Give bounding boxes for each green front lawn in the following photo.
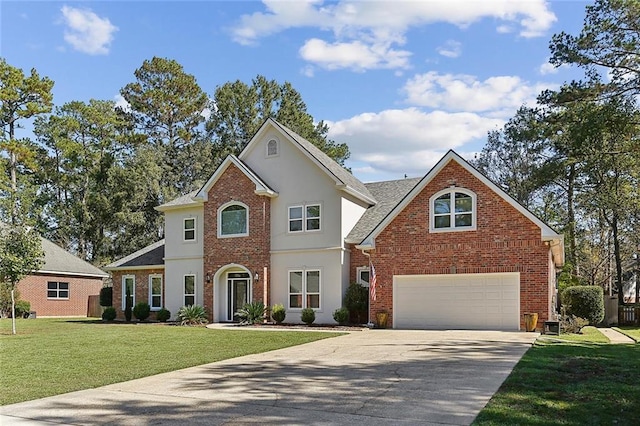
[614,326,640,342]
[0,318,341,406]
[474,326,640,425]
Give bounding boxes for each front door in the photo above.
[227,272,250,321]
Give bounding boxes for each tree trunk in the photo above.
[11,287,16,335]
[567,163,578,275]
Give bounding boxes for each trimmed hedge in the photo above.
[561,285,605,325]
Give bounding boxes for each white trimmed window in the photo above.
[430,188,476,232]
[149,275,162,310]
[184,275,195,306]
[356,267,370,287]
[288,269,321,310]
[288,204,321,233]
[184,218,196,241]
[266,138,279,157]
[47,281,69,299]
[122,275,135,310]
[218,202,248,237]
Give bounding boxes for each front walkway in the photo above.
[598,327,636,344]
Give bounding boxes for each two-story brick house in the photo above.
[106,118,564,330]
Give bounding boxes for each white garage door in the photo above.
[393,273,520,330]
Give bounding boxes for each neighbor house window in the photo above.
[356,267,370,287]
[218,202,248,237]
[149,275,162,310]
[266,138,279,157]
[430,188,476,232]
[184,218,196,241]
[288,269,321,309]
[184,275,195,306]
[47,281,69,299]
[288,204,321,233]
[122,275,135,310]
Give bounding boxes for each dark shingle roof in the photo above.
[346,177,422,243]
[0,222,107,277]
[104,239,165,269]
[39,237,108,277]
[271,120,376,205]
[156,190,199,209]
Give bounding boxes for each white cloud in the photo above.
[232,0,556,71]
[113,94,130,112]
[328,108,503,175]
[299,38,411,71]
[61,6,118,55]
[436,40,461,58]
[539,58,571,75]
[402,71,552,113]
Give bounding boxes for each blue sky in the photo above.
[2,1,589,182]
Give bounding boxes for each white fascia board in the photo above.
[37,270,109,278]
[194,155,276,202]
[155,200,203,212]
[338,184,377,206]
[103,265,165,272]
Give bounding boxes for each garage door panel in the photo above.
[393,273,520,330]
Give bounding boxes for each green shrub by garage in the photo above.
[561,285,605,325]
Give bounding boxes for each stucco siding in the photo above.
[165,258,204,320]
[164,206,204,260]
[270,248,345,324]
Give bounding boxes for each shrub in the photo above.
[102,306,117,321]
[271,303,286,324]
[344,283,369,323]
[560,313,589,334]
[99,286,113,307]
[333,307,349,325]
[236,301,266,325]
[176,305,208,326]
[561,285,605,325]
[0,283,22,318]
[301,307,315,325]
[156,308,171,322]
[133,302,151,321]
[15,300,31,318]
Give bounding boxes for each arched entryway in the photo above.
[213,264,253,322]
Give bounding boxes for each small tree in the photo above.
[0,225,44,334]
[561,286,605,325]
[99,286,113,307]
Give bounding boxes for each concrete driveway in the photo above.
[1,329,537,426]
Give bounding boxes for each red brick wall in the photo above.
[368,160,553,329]
[203,164,271,322]
[17,274,104,317]
[349,245,370,284]
[111,268,165,320]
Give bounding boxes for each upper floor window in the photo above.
[266,138,279,157]
[218,202,248,237]
[47,281,69,299]
[184,218,196,241]
[288,204,321,233]
[430,188,476,232]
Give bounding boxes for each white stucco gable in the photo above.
[239,118,376,206]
